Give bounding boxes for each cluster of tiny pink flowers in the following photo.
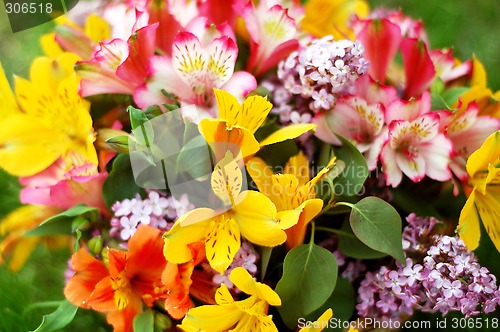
[109,191,194,241]
[204,242,259,292]
[357,214,500,321]
[268,36,368,125]
[320,237,367,282]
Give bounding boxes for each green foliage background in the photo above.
[0,0,499,331]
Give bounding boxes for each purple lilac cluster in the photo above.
[109,191,194,241]
[204,242,259,292]
[320,237,367,282]
[357,214,500,321]
[265,36,368,125]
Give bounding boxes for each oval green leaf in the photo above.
[31,300,78,332]
[133,308,155,332]
[331,135,369,198]
[24,205,99,237]
[338,221,388,259]
[275,242,338,329]
[349,197,405,262]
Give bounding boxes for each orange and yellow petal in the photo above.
[64,247,109,308]
[199,119,261,159]
[284,198,324,250]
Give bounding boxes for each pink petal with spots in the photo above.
[205,36,238,87]
[172,32,208,90]
[134,56,190,110]
[395,147,426,182]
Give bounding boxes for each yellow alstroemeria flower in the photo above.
[301,0,369,39]
[0,205,62,271]
[457,130,500,251]
[178,267,281,332]
[164,151,299,273]
[199,89,316,161]
[0,53,97,177]
[247,152,336,250]
[455,55,500,118]
[299,308,333,332]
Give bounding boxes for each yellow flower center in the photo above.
[111,271,132,310]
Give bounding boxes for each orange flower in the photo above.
[64,225,167,332]
[162,242,217,319]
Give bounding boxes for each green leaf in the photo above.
[338,221,388,259]
[348,197,405,262]
[24,205,99,237]
[144,105,163,119]
[430,87,470,110]
[106,135,130,153]
[331,135,369,198]
[306,277,355,332]
[442,87,470,107]
[31,300,78,332]
[133,308,155,332]
[129,106,155,147]
[103,154,144,208]
[176,136,213,180]
[0,168,21,219]
[128,106,149,130]
[275,242,338,329]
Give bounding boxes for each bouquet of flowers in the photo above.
[1,0,500,331]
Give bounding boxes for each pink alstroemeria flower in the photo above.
[385,91,432,124]
[19,157,108,216]
[430,49,472,83]
[238,1,299,77]
[76,23,158,97]
[438,102,500,181]
[134,18,256,118]
[356,18,402,84]
[381,113,453,187]
[314,96,387,170]
[401,38,436,99]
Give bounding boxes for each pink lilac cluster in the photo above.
[204,242,259,292]
[109,191,194,241]
[267,36,368,125]
[357,214,500,321]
